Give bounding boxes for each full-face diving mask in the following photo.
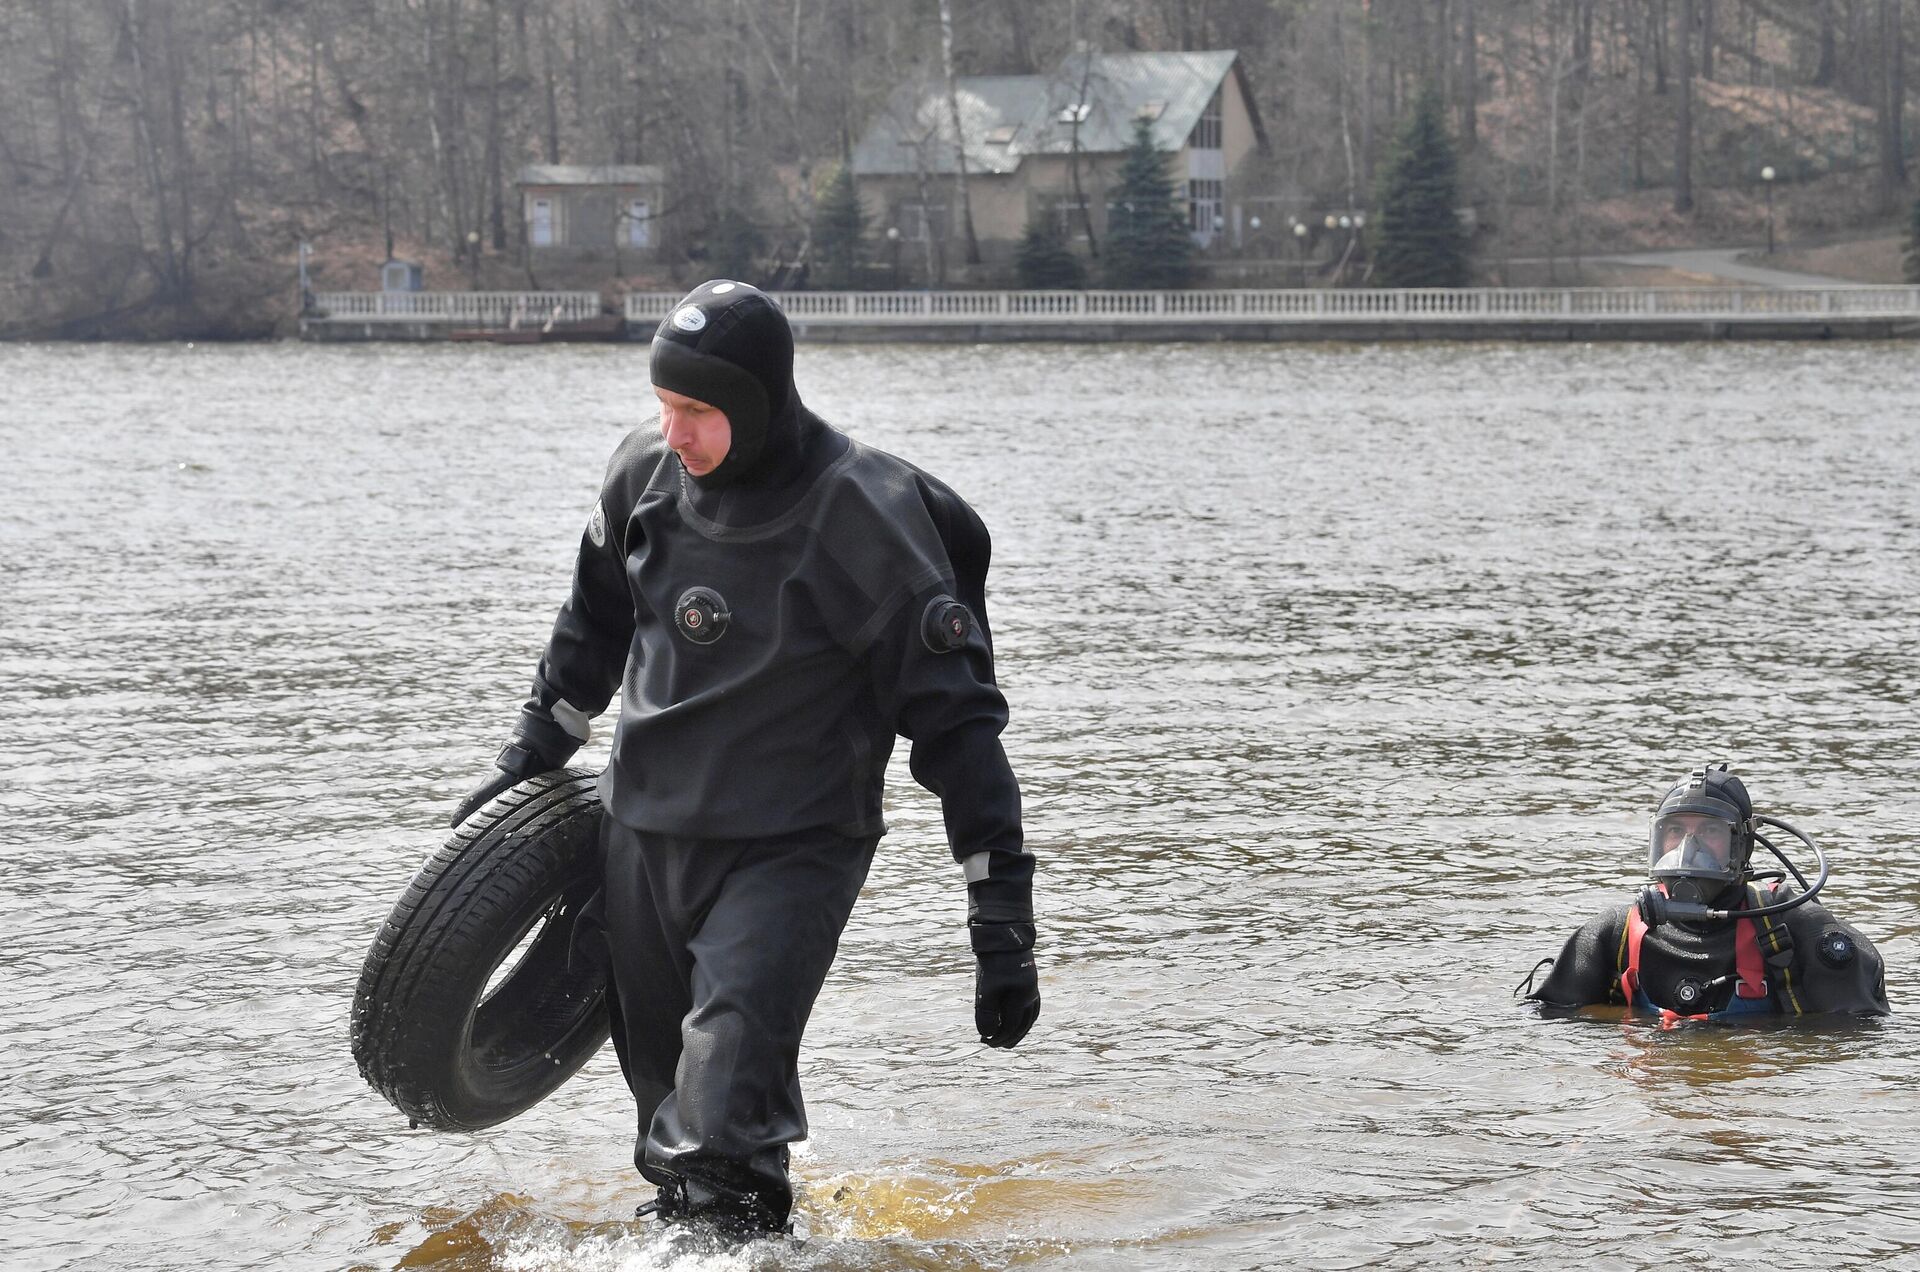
[1634,764,1831,928]
[1647,785,1750,906]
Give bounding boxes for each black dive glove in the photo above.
[450,740,561,828]
[969,878,1039,1049]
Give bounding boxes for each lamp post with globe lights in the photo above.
[1761,166,1777,255]
[1293,220,1308,287]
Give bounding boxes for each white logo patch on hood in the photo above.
[670,305,708,333]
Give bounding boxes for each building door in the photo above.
[626,199,652,249]
[530,197,555,247]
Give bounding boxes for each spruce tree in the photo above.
[1905,197,1920,284]
[1373,89,1471,288]
[815,165,866,289]
[1016,214,1086,289]
[1102,116,1195,289]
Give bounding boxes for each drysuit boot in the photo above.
[599,816,876,1232]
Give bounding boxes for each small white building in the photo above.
[516,165,665,259]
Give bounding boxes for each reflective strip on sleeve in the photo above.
[960,852,992,884]
[551,699,592,742]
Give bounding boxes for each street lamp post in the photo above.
[1293,220,1308,288]
[1761,165,1777,255]
[465,230,481,290]
[886,225,901,289]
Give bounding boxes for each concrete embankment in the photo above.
[775,317,1920,342]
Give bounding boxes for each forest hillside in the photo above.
[0,0,1912,338]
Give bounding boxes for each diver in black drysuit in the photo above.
[1527,766,1887,1020]
[452,280,1040,1236]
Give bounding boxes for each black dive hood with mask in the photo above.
[648,280,796,489]
[1636,763,1829,928]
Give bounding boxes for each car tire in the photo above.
[351,769,610,1131]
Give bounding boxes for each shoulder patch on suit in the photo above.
[587,500,608,548]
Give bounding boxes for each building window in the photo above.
[896,201,949,242]
[624,199,651,248]
[530,197,556,247]
[1187,178,1224,235]
[1187,87,1222,151]
[1045,195,1092,240]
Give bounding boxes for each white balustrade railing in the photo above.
[308,291,602,326]
[304,286,1920,329]
[625,286,1920,326]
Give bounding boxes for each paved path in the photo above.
[1593,247,1859,288]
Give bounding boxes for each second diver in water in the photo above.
[1526,763,1888,1021]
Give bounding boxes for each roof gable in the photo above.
[1024,50,1238,157]
[850,49,1242,178]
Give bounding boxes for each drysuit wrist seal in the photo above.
[495,740,554,779]
[966,877,1033,928]
[968,921,1035,955]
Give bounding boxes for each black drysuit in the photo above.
[1528,889,1889,1018]
[507,282,1033,1227]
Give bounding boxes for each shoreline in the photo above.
[293,316,1920,343]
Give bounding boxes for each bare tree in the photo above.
[1876,0,1907,211]
[1064,42,1101,257]
[1674,0,1695,212]
[1461,0,1478,149]
[937,0,981,265]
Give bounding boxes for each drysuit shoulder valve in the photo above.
[921,596,972,653]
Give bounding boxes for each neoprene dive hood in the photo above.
[1636,763,1830,928]
[649,280,797,489]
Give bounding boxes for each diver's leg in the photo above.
[600,820,698,1174]
[643,830,877,1233]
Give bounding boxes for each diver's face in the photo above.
[656,387,733,476]
[1657,813,1733,869]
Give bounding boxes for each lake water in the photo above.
[2,338,1917,1272]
